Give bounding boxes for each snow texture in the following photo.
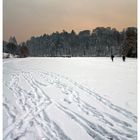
[3,53,18,59]
[3,57,137,140]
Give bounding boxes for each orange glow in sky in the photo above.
[3,0,137,43]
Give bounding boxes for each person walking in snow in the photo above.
[122,55,126,62]
[111,55,114,62]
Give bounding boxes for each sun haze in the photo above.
[3,0,137,43]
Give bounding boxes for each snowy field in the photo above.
[3,57,137,140]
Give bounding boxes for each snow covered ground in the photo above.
[3,53,19,59]
[3,57,137,140]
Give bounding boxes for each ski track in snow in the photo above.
[3,71,137,140]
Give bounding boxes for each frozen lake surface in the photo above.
[3,57,137,140]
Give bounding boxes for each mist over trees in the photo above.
[3,27,137,57]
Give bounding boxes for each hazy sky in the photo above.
[3,0,137,43]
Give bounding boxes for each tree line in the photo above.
[3,27,137,57]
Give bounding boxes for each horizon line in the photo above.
[4,26,137,44]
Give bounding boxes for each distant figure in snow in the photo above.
[111,55,114,62]
[122,55,126,62]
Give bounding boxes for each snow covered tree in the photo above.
[5,42,18,55]
[122,27,137,57]
[20,43,29,58]
[9,36,17,46]
[22,27,137,57]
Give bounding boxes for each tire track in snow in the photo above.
[39,72,136,121]
[4,72,71,140]
[4,71,137,140]
[57,103,136,140]
[38,72,137,139]
[41,72,137,123]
